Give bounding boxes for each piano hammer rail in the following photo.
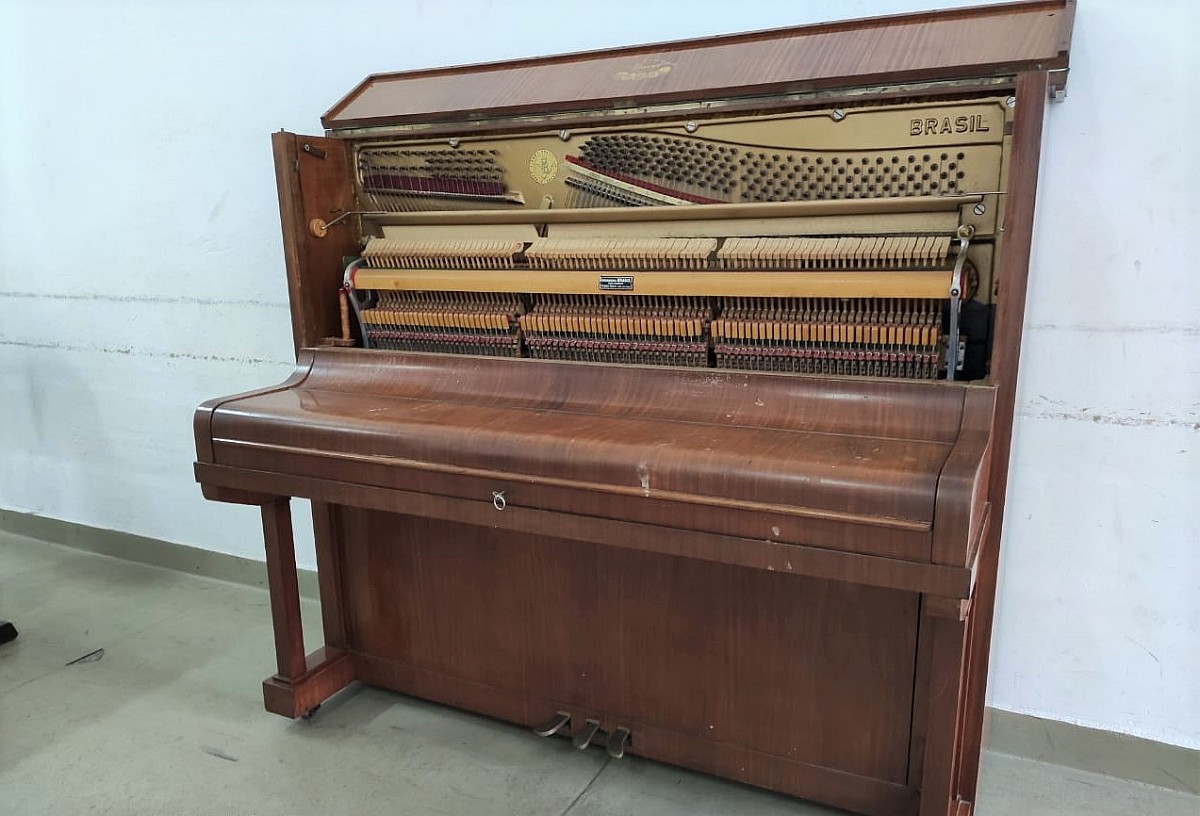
[349,219,972,377]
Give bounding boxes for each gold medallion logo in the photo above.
[529,149,558,184]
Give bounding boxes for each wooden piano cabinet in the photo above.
[195,439,992,816]
[192,5,1074,815]
[320,508,931,816]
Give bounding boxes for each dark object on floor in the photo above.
[0,620,17,645]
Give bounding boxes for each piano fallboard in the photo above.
[195,348,993,583]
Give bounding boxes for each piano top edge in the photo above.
[322,2,1072,132]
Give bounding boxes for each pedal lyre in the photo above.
[533,711,571,737]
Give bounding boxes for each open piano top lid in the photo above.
[322,0,1074,133]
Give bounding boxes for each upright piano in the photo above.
[193,4,1075,814]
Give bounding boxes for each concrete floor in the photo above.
[0,531,1195,816]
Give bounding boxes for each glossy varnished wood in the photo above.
[193,461,976,598]
[310,501,349,650]
[341,511,922,815]
[272,134,357,350]
[261,498,305,679]
[193,8,1074,815]
[197,349,994,564]
[955,69,1053,805]
[193,350,315,464]
[324,1,1073,131]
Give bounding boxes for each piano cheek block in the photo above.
[196,6,1070,814]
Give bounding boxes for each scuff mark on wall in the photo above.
[1017,408,1198,430]
[0,338,289,368]
[0,291,288,310]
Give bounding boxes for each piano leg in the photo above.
[919,596,972,816]
[258,497,355,718]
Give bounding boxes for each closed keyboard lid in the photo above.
[203,350,973,532]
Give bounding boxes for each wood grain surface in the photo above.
[192,5,1076,814]
[341,511,922,813]
[198,349,994,565]
[324,1,1073,130]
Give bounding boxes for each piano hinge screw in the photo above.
[972,202,987,216]
[831,108,846,121]
[559,129,571,141]
[1005,96,1017,109]
[684,120,699,133]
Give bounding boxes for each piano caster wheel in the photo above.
[606,726,631,759]
[572,718,601,750]
[533,711,571,737]
[301,704,321,720]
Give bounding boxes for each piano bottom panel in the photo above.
[337,508,921,798]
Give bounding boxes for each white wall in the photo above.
[1,0,1196,749]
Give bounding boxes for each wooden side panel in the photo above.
[931,386,997,566]
[271,133,357,351]
[955,70,1051,803]
[338,510,919,789]
[917,606,970,816]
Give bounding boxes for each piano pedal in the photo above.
[533,710,571,737]
[606,726,631,759]
[572,718,601,750]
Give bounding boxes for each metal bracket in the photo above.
[945,226,974,381]
[1048,69,1069,104]
[342,258,372,349]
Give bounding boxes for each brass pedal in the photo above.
[572,718,601,750]
[533,711,571,737]
[606,726,631,759]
